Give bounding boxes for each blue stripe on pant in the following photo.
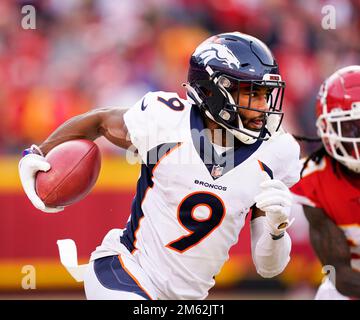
[93,255,151,300]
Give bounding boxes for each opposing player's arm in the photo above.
[304,205,360,298]
[39,107,132,155]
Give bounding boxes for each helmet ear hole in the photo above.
[199,86,212,97]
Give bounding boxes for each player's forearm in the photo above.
[38,111,102,155]
[334,266,360,298]
[250,216,291,278]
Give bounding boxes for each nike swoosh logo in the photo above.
[141,98,147,111]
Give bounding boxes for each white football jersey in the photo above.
[90,91,301,300]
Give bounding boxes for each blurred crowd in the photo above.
[0,0,359,155]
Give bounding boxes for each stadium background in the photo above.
[0,0,359,299]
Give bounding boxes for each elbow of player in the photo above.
[254,253,291,278]
[256,269,276,278]
[253,240,292,278]
[254,256,290,278]
[255,265,285,278]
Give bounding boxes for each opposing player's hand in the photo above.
[19,153,64,213]
[254,172,293,235]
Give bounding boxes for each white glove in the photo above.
[254,172,294,236]
[19,153,64,213]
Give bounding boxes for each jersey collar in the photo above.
[190,105,263,179]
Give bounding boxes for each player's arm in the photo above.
[250,174,293,278]
[39,107,131,155]
[304,205,360,298]
[19,107,131,213]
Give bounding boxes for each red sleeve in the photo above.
[290,172,322,208]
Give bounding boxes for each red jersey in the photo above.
[291,155,360,271]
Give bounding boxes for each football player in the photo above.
[19,32,301,300]
[291,66,360,299]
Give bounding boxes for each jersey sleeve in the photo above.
[123,91,186,163]
[275,133,302,188]
[290,159,323,208]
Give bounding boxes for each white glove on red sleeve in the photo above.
[254,172,294,237]
[19,152,64,213]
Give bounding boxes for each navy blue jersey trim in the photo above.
[147,142,180,169]
[190,105,263,179]
[140,97,147,111]
[120,142,181,253]
[93,255,151,299]
[120,164,153,253]
[258,160,274,179]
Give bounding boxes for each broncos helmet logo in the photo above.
[193,43,241,70]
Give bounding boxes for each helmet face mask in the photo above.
[316,66,360,173]
[317,106,360,173]
[186,32,286,145]
[190,71,285,142]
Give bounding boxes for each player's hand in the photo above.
[254,173,294,236]
[19,153,64,213]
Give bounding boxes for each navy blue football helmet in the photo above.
[185,32,285,144]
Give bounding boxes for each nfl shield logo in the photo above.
[211,165,223,179]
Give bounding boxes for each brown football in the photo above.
[35,139,101,207]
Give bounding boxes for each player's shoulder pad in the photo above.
[141,91,189,112]
[137,91,190,128]
[270,131,301,162]
[266,132,302,187]
[300,156,327,178]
